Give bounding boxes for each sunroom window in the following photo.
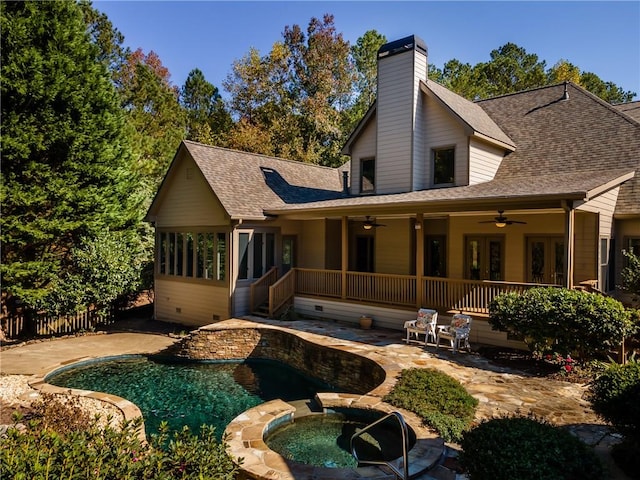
[158,231,226,281]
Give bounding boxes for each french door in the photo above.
[465,236,504,281]
[527,237,564,285]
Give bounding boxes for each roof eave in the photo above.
[584,170,636,200]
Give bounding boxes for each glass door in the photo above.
[282,235,296,274]
[466,236,504,281]
[527,236,564,284]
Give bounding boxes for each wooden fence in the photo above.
[1,307,116,339]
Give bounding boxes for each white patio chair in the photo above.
[404,308,438,346]
[436,314,472,353]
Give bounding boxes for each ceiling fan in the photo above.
[479,210,527,228]
[363,216,386,230]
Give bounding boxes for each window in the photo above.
[237,230,277,281]
[433,147,455,185]
[360,157,375,193]
[626,237,640,257]
[158,231,227,282]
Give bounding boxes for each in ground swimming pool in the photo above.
[46,355,344,437]
[265,408,417,468]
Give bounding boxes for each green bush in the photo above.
[383,368,478,442]
[459,416,603,480]
[590,357,640,440]
[489,287,634,360]
[0,395,239,480]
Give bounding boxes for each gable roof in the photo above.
[614,101,640,122]
[179,141,346,220]
[478,82,640,215]
[421,80,516,150]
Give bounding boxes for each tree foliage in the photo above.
[345,30,387,131]
[181,68,231,144]
[116,48,186,186]
[437,42,635,103]
[1,0,144,315]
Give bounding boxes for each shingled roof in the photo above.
[421,80,515,149]
[265,168,634,215]
[478,83,640,215]
[182,141,346,220]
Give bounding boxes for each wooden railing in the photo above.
[269,269,296,317]
[295,268,342,298]
[250,267,278,313]
[422,276,550,314]
[346,272,416,308]
[283,268,549,315]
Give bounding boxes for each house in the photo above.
[145,35,640,348]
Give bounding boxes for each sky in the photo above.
[94,1,640,100]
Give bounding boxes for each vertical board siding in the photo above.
[468,139,505,184]
[155,152,229,228]
[299,220,326,269]
[375,219,412,274]
[155,279,229,325]
[574,212,598,283]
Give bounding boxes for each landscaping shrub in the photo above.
[0,394,239,480]
[489,287,634,360]
[383,368,478,442]
[459,416,603,480]
[590,357,640,440]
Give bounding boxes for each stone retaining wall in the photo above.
[168,327,386,393]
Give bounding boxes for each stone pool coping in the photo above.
[224,393,444,480]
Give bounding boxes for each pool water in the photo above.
[265,409,415,468]
[47,356,341,437]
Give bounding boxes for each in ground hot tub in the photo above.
[224,393,444,480]
[265,407,417,468]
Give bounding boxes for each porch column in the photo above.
[341,216,348,299]
[415,213,424,308]
[564,203,575,289]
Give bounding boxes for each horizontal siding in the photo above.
[424,98,468,186]
[576,187,619,237]
[468,139,504,184]
[293,297,527,349]
[350,120,377,194]
[155,279,229,326]
[155,152,229,228]
[377,50,416,194]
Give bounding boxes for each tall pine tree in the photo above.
[1,1,144,315]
